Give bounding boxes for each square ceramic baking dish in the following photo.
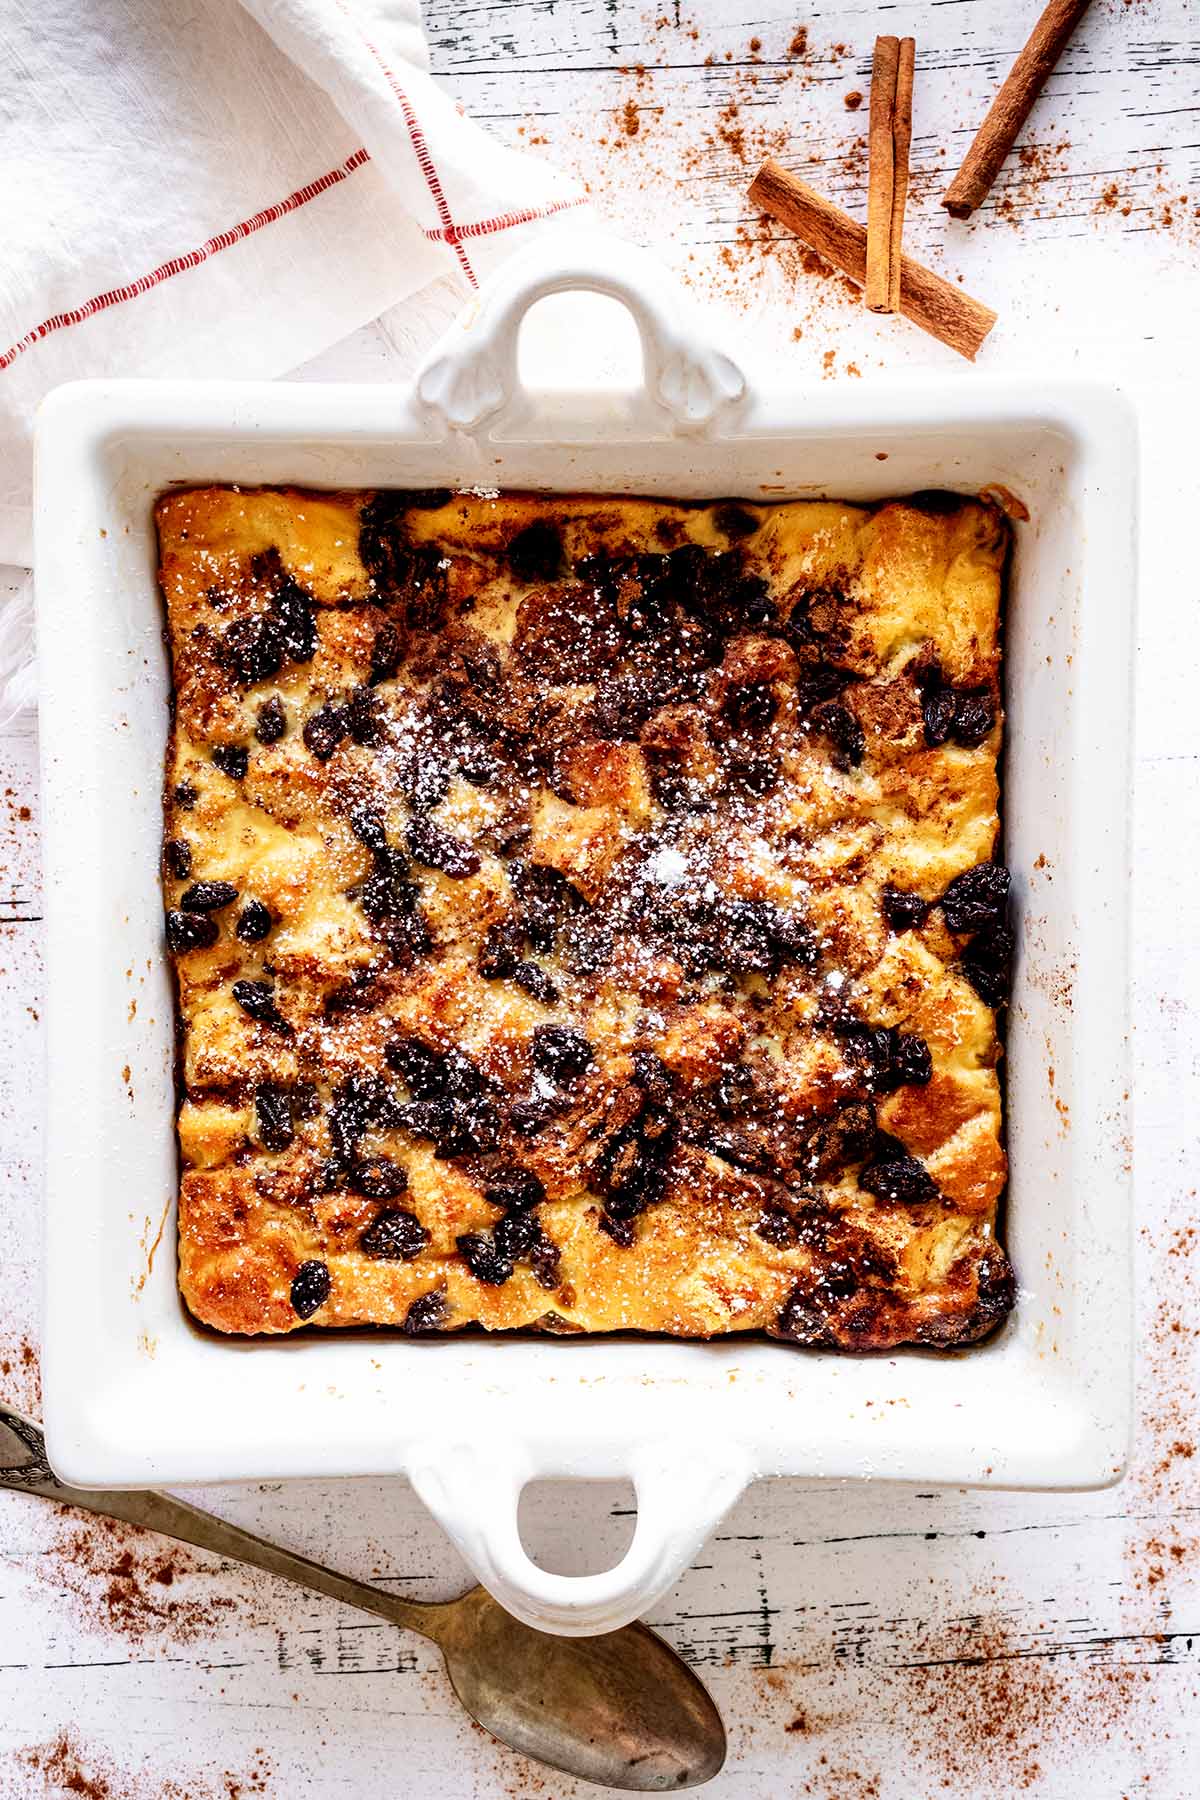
[34,234,1137,1637]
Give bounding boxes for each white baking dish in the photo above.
[34,235,1136,1638]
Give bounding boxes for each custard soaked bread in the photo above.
[157,485,1014,1344]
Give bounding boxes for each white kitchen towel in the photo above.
[0,0,588,578]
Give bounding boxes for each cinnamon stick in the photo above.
[749,158,996,361]
[866,37,899,312]
[942,0,1094,219]
[866,36,915,314]
[889,38,916,306]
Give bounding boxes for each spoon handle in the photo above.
[0,1406,448,1645]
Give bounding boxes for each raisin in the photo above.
[712,502,759,540]
[839,1021,932,1093]
[174,781,198,809]
[179,880,238,912]
[512,962,560,1005]
[961,925,1014,1006]
[951,691,995,746]
[775,1289,838,1346]
[892,1033,933,1087]
[255,696,286,744]
[401,1095,499,1158]
[211,745,249,780]
[599,1212,637,1248]
[972,1248,1017,1324]
[820,1258,860,1302]
[921,687,958,748]
[165,909,218,954]
[723,680,776,730]
[532,1024,594,1083]
[278,591,316,666]
[457,740,500,787]
[631,1050,674,1109]
[794,659,852,713]
[163,840,192,883]
[479,920,524,979]
[292,1083,320,1121]
[882,884,930,933]
[510,1096,563,1136]
[398,753,450,811]
[457,1231,513,1285]
[349,804,389,854]
[837,1021,893,1086]
[707,1130,773,1174]
[303,704,349,762]
[358,868,421,924]
[369,619,404,686]
[941,862,1010,934]
[769,908,817,968]
[406,817,480,878]
[508,520,565,585]
[812,701,865,771]
[494,1211,539,1261]
[483,1165,546,1211]
[859,1152,939,1206]
[290,1260,331,1320]
[529,1233,562,1290]
[220,614,284,687]
[351,1156,409,1200]
[403,1287,450,1333]
[755,1205,800,1247]
[726,751,781,796]
[255,1083,295,1152]
[346,684,385,747]
[327,1071,399,1162]
[597,1131,670,1216]
[509,861,570,953]
[360,1206,428,1260]
[711,897,775,976]
[247,552,318,667]
[385,1036,448,1099]
[231,979,291,1032]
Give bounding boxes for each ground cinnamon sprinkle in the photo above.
[0,1334,41,1416]
[16,1734,271,1800]
[39,1512,238,1646]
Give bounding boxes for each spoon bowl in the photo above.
[439,1584,725,1789]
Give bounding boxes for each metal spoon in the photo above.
[0,1406,724,1791]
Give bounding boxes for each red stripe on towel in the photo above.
[422,195,587,244]
[335,1,477,288]
[0,149,372,375]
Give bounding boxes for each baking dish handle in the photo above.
[415,230,746,437]
[409,1439,752,1638]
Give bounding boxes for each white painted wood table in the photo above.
[1,3,1197,1795]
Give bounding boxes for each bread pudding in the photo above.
[157,484,1014,1344]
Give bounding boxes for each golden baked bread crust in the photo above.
[157,484,1014,1345]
